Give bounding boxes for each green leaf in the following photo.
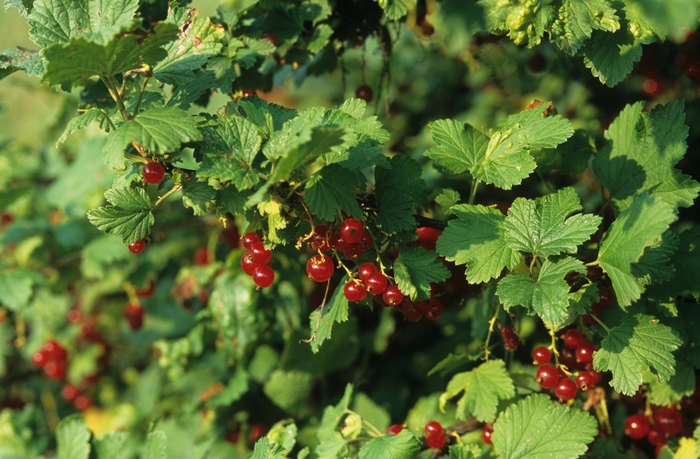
[592,101,698,210]
[43,22,179,87]
[626,0,700,42]
[250,438,286,459]
[377,0,414,20]
[0,47,43,80]
[181,179,216,216]
[425,120,490,175]
[497,257,585,326]
[263,370,315,413]
[435,189,461,215]
[332,140,391,172]
[93,432,127,459]
[587,438,626,459]
[57,109,111,145]
[317,384,353,441]
[592,314,682,396]
[393,247,450,301]
[531,129,595,175]
[491,394,597,459]
[267,420,298,455]
[439,360,515,422]
[198,114,262,191]
[209,272,260,360]
[167,71,217,109]
[375,191,416,234]
[375,155,428,209]
[447,444,483,459]
[268,127,345,183]
[554,0,620,55]
[647,226,700,301]
[504,187,602,258]
[87,187,154,244]
[215,186,247,216]
[645,357,696,406]
[631,230,678,287]
[437,205,520,284]
[596,192,676,307]
[104,107,202,156]
[309,279,350,353]
[153,5,224,84]
[208,368,249,407]
[582,29,642,87]
[357,430,421,459]
[56,415,91,459]
[353,393,391,433]
[304,164,363,222]
[0,270,35,312]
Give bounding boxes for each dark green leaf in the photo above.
[394,247,450,301]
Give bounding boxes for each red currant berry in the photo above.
[243,89,255,97]
[386,424,404,435]
[647,426,666,446]
[73,394,92,411]
[554,378,578,401]
[685,62,700,81]
[241,252,259,276]
[500,325,519,350]
[358,232,373,250]
[61,384,80,402]
[44,340,68,360]
[402,302,423,322]
[242,232,261,250]
[355,85,373,102]
[575,371,596,390]
[253,265,275,288]
[306,255,335,282]
[344,281,366,302]
[586,266,602,282]
[625,414,650,440]
[31,349,50,367]
[330,233,350,252]
[382,285,404,306]
[653,406,683,437]
[536,364,560,389]
[365,272,388,295]
[426,432,446,449]
[143,161,165,184]
[123,303,144,331]
[559,345,580,369]
[532,346,551,365]
[44,360,67,381]
[248,241,272,264]
[481,423,494,445]
[424,420,444,438]
[595,286,613,308]
[261,33,278,46]
[340,217,365,244]
[413,227,442,251]
[424,298,443,321]
[358,262,378,282]
[247,423,266,443]
[310,226,331,252]
[343,244,364,260]
[194,247,210,266]
[562,329,584,348]
[0,212,13,225]
[586,367,603,385]
[128,240,146,254]
[575,342,596,364]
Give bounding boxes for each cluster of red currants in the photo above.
[423,420,447,449]
[240,232,275,288]
[625,406,685,455]
[532,328,602,402]
[31,340,68,381]
[309,218,374,261]
[582,284,614,325]
[499,324,520,350]
[61,384,92,411]
[390,295,443,322]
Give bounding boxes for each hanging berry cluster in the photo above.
[31,340,68,381]
[240,232,275,289]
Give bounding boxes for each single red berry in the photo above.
[306,255,335,282]
[647,426,666,446]
[382,285,404,306]
[536,364,560,389]
[310,226,331,252]
[261,33,278,46]
[128,240,146,254]
[123,303,144,331]
[562,329,584,348]
[252,265,275,288]
[559,345,581,369]
[625,414,651,440]
[685,62,700,81]
[249,241,272,264]
[413,227,442,251]
[586,366,603,385]
[358,262,378,282]
[643,78,663,97]
[343,244,364,260]
[136,279,156,298]
[355,85,373,102]
[532,346,551,365]
[424,420,444,438]
[31,349,50,367]
[194,247,210,266]
[358,232,373,250]
[500,325,519,350]
[340,217,365,244]
[242,232,261,250]
[225,429,240,443]
[73,394,92,411]
[402,302,423,322]
[0,212,13,225]
[61,384,80,402]
[575,371,596,390]
[575,342,596,364]
[365,272,388,295]
[481,423,494,445]
[44,340,68,360]
[595,286,613,308]
[424,297,443,321]
[586,266,602,282]
[243,89,255,97]
[143,161,165,184]
[386,424,404,435]
[554,377,578,401]
[426,432,446,449]
[241,252,259,276]
[344,281,366,302]
[44,360,67,381]
[330,233,350,252]
[247,423,266,443]
[582,303,604,325]
[653,406,683,437]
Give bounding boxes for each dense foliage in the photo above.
[2,0,700,458]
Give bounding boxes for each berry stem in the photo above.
[132,76,151,118]
[123,282,141,307]
[483,303,501,362]
[588,310,611,334]
[302,279,333,344]
[155,184,183,207]
[468,179,480,205]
